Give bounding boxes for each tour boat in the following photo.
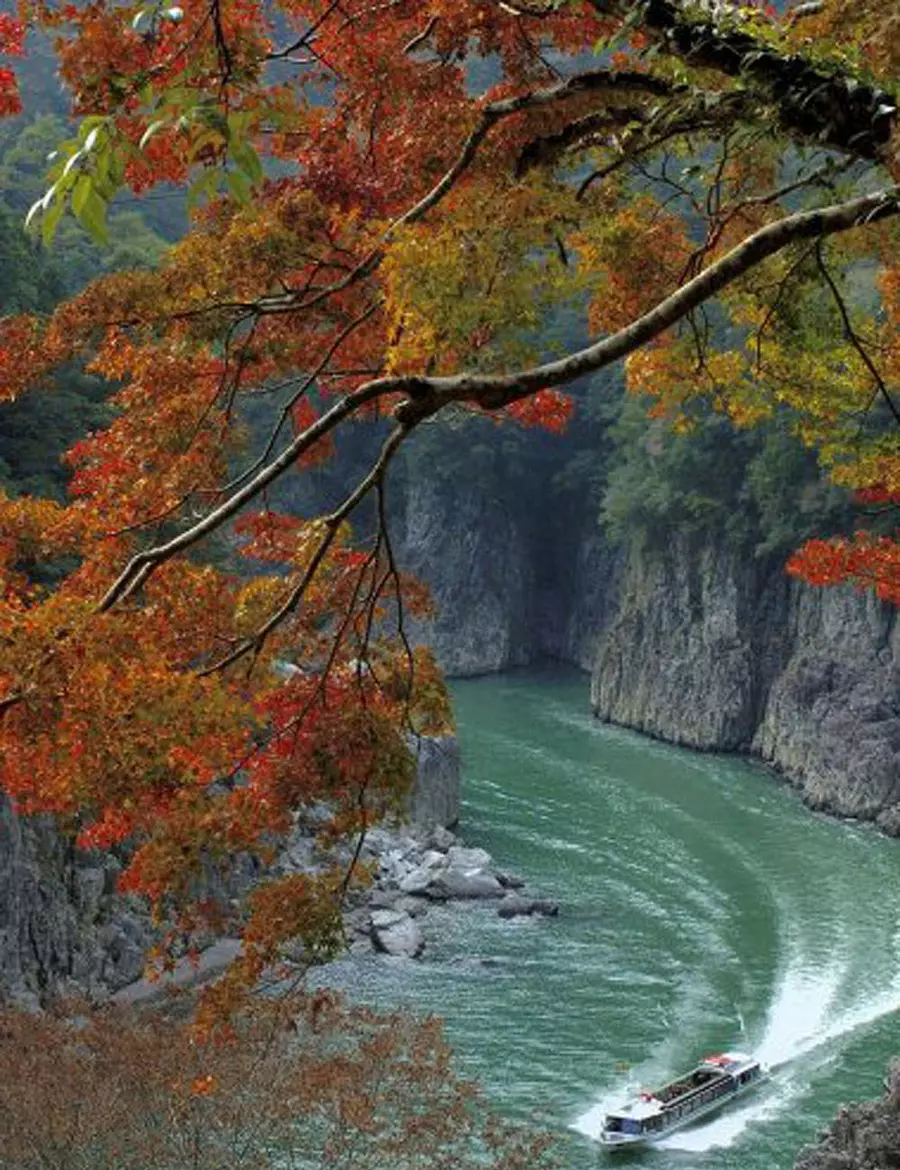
[599,1052,765,1149]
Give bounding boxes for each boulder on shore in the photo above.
[370,909,425,958]
[426,871,504,900]
[497,896,560,919]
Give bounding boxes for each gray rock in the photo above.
[794,1061,900,1170]
[426,871,503,900]
[426,825,457,852]
[369,890,400,910]
[0,794,156,1002]
[497,871,526,889]
[399,865,440,895]
[394,896,428,918]
[371,909,408,930]
[591,534,900,831]
[497,896,536,919]
[497,896,560,919]
[371,912,425,958]
[407,735,461,829]
[446,846,493,874]
[344,907,374,934]
[74,867,107,916]
[398,480,537,676]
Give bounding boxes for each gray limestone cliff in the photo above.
[408,734,461,828]
[398,479,537,675]
[590,535,900,832]
[398,475,900,831]
[0,795,152,1005]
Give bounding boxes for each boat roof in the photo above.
[606,1095,663,1121]
[699,1052,758,1073]
[604,1053,761,1121]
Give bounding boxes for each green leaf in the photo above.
[71,173,93,219]
[24,197,43,232]
[231,140,263,184]
[226,169,252,205]
[139,119,167,149]
[62,148,84,177]
[41,198,65,246]
[73,183,109,243]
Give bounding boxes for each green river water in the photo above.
[324,666,900,1168]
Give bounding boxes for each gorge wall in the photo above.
[400,483,900,833]
[0,739,460,1002]
[592,537,900,832]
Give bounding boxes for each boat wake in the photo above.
[572,957,900,1151]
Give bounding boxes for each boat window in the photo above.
[621,1119,643,1136]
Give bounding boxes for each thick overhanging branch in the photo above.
[391,185,900,423]
[587,0,897,163]
[516,89,756,175]
[99,187,900,616]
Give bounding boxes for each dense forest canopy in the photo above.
[1,0,900,1032]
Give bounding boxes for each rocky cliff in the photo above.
[591,535,900,832]
[794,1062,900,1170]
[400,478,900,831]
[398,479,538,675]
[0,737,461,1003]
[0,795,152,1006]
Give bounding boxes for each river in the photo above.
[322,666,900,1168]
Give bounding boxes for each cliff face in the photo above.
[0,796,152,1005]
[399,478,900,831]
[591,535,900,830]
[794,1062,900,1170]
[399,479,538,675]
[0,737,460,1003]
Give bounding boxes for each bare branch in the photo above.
[815,241,900,427]
[199,424,409,674]
[403,16,438,54]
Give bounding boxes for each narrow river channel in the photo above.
[322,666,900,1168]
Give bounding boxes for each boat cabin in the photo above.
[601,1053,764,1147]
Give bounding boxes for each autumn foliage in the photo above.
[0,993,559,1169]
[3,0,900,1017]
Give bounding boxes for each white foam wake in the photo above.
[756,960,844,1069]
[571,1076,642,1141]
[572,955,900,1152]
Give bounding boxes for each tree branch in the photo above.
[391,185,900,422]
[97,379,400,611]
[198,424,409,674]
[99,187,900,614]
[587,0,896,163]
